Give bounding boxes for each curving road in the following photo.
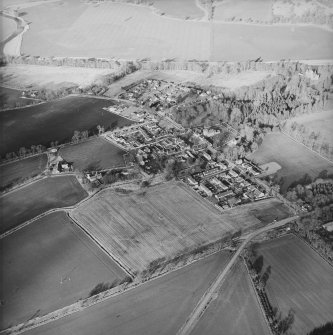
[176,215,298,335]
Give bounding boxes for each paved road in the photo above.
[176,215,298,335]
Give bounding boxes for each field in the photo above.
[19,1,333,61]
[0,64,117,90]
[0,96,133,157]
[0,14,17,42]
[59,137,126,171]
[0,175,87,234]
[211,22,333,61]
[0,211,126,329]
[24,251,231,335]
[0,86,37,109]
[192,260,269,335]
[214,0,273,22]
[0,154,47,191]
[152,0,205,20]
[257,235,333,335]
[286,108,333,144]
[72,181,290,273]
[250,133,333,192]
[225,198,292,225]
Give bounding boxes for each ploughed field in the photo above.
[59,137,126,172]
[257,235,333,335]
[24,251,231,335]
[250,133,333,192]
[20,1,333,61]
[192,260,269,335]
[0,175,87,234]
[0,211,127,330]
[0,154,47,191]
[72,181,290,273]
[0,96,133,157]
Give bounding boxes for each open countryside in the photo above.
[0,211,127,329]
[0,153,47,191]
[0,175,87,234]
[1,0,332,334]
[59,137,127,172]
[192,260,269,335]
[23,251,231,335]
[257,235,333,335]
[20,1,333,61]
[0,96,133,157]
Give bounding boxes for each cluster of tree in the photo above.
[3,55,140,70]
[89,276,132,297]
[307,321,333,335]
[244,244,296,334]
[271,0,333,30]
[101,169,139,184]
[1,144,46,163]
[283,121,332,160]
[71,130,89,143]
[286,175,333,212]
[294,215,333,263]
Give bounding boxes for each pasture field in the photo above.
[152,0,204,20]
[0,175,87,234]
[59,137,126,171]
[24,251,231,335]
[72,182,289,273]
[0,154,47,191]
[0,96,133,157]
[0,65,117,90]
[192,260,269,335]
[257,235,333,335]
[211,22,333,61]
[250,133,333,192]
[214,0,273,22]
[0,211,126,330]
[286,109,333,144]
[19,1,333,61]
[0,86,37,109]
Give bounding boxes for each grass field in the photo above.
[72,182,290,273]
[0,154,47,191]
[0,96,133,157]
[59,137,126,172]
[257,235,333,335]
[0,86,37,109]
[214,0,273,22]
[0,175,87,234]
[0,64,116,90]
[0,211,126,330]
[250,133,333,192]
[192,260,269,335]
[24,251,231,335]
